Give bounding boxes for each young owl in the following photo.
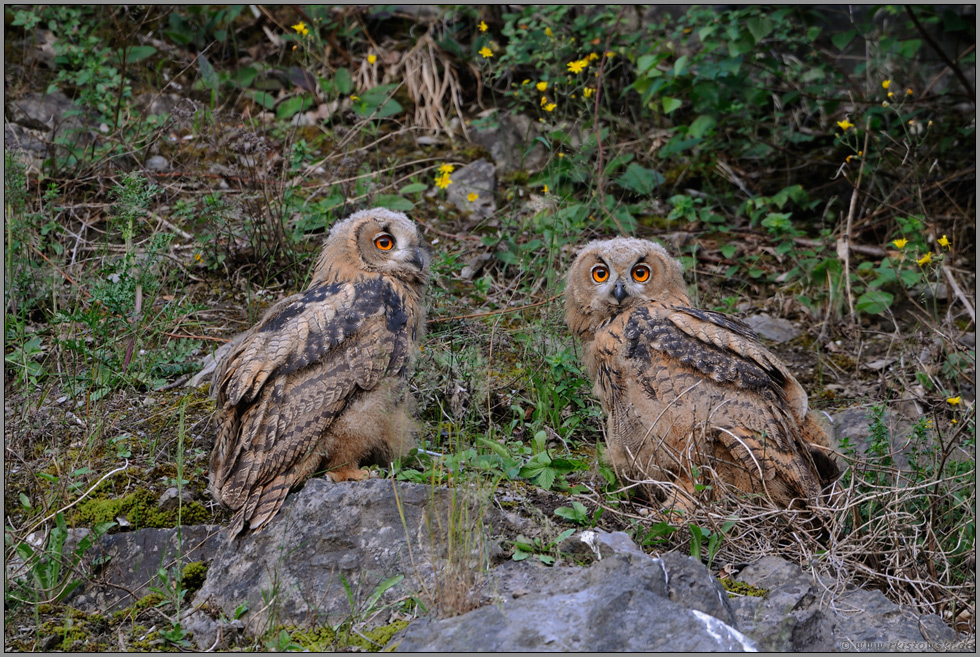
[565,237,838,511]
[209,208,430,536]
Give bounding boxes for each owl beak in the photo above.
[409,248,425,271]
[613,280,628,304]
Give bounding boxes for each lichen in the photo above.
[720,578,769,598]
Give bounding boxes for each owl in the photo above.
[209,208,430,536]
[565,237,838,511]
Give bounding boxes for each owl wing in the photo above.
[209,278,412,532]
[620,305,814,488]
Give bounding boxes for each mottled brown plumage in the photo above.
[565,237,838,510]
[209,209,429,536]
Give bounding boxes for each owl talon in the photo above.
[327,467,372,482]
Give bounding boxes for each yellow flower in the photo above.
[882,79,891,89]
[567,59,587,74]
[892,238,908,249]
[545,27,553,37]
[350,95,360,102]
[605,51,615,58]
[558,152,564,158]
[888,91,894,98]
[467,192,479,202]
[540,95,548,106]
[544,102,557,112]
[837,119,854,131]
[536,81,548,92]
[367,54,377,64]
[882,101,889,107]
[947,396,961,405]
[588,52,599,61]
[938,235,950,249]
[193,253,203,263]
[522,79,530,85]
[542,184,549,193]
[479,20,488,32]
[479,46,493,58]
[439,164,455,174]
[292,22,309,36]
[583,87,594,98]
[916,252,932,266]
[435,172,453,189]
[845,155,854,163]
[906,88,913,95]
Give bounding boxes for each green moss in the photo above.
[721,578,769,598]
[289,620,410,652]
[73,487,210,529]
[180,560,209,595]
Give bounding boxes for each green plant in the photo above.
[510,529,575,566]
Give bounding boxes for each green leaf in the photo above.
[746,17,773,44]
[334,68,352,95]
[371,194,414,212]
[616,163,665,196]
[687,114,716,139]
[720,244,736,259]
[196,53,219,92]
[117,46,157,65]
[275,96,310,120]
[230,66,258,88]
[856,290,894,315]
[831,29,856,51]
[662,96,683,114]
[673,54,689,76]
[398,182,429,195]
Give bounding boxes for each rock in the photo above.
[830,407,912,470]
[470,113,548,173]
[394,552,756,652]
[69,525,224,612]
[743,314,801,343]
[157,487,195,512]
[145,155,169,172]
[732,555,958,652]
[182,609,243,651]
[186,338,236,389]
[191,478,476,636]
[446,158,496,218]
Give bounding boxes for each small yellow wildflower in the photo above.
[467,192,479,202]
[916,252,932,266]
[837,119,854,131]
[882,79,891,89]
[536,81,548,92]
[845,155,854,163]
[368,54,377,64]
[567,59,587,74]
[952,419,958,424]
[193,253,203,263]
[892,238,908,249]
[888,91,894,98]
[588,52,600,61]
[938,235,950,249]
[522,79,530,85]
[350,95,360,102]
[558,152,565,158]
[947,396,961,405]
[906,88,913,95]
[583,87,594,98]
[605,51,615,58]
[540,95,548,106]
[545,27,553,37]
[439,164,455,174]
[435,172,453,189]
[858,150,863,156]
[292,22,309,36]
[544,102,557,112]
[292,45,297,51]
[542,184,549,193]
[479,20,488,32]
[882,101,889,107]
[479,46,493,58]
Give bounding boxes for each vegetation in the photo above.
[4,4,975,649]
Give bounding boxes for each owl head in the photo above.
[313,208,431,286]
[565,237,689,341]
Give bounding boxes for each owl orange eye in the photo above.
[374,234,394,251]
[632,264,651,283]
[591,265,609,283]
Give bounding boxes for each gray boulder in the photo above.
[446,158,497,218]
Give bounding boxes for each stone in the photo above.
[394,553,756,652]
[157,487,195,512]
[743,314,801,343]
[470,113,548,174]
[446,158,496,218]
[145,155,169,172]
